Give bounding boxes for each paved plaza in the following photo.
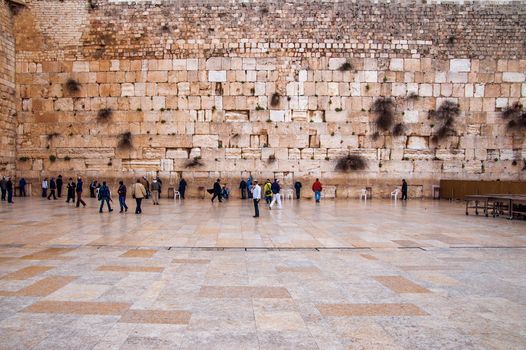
[0,197,525,349]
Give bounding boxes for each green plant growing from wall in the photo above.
[117,132,133,150]
[372,97,395,131]
[19,156,29,162]
[65,79,80,93]
[429,100,460,143]
[97,108,113,122]
[49,155,57,162]
[338,61,353,72]
[64,156,71,161]
[335,154,366,172]
[186,156,203,168]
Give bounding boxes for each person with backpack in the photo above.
[98,181,113,213]
[150,178,161,205]
[312,178,323,203]
[269,179,282,209]
[263,179,273,205]
[118,181,128,213]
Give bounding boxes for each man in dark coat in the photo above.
[89,181,97,198]
[76,177,86,207]
[6,177,14,204]
[19,178,26,197]
[239,178,247,199]
[0,176,6,201]
[56,175,63,197]
[47,177,57,200]
[178,178,187,199]
[98,181,113,213]
[294,181,302,200]
[66,178,76,203]
[211,179,222,202]
[401,179,408,200]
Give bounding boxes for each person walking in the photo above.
[150,178,160,205]
[401,179,408,200]
[247,175,253,199]
[211,179,222,202]
[6,177,13,204]
[47,177,57,200]
[117,181,128,213]
[76,176,86,207]
[41,178,48,198]
[294,181,302,200]
[263,179,272,205]
[239,178,247,199]
[56,175,63,198]
[252,180,261,218]
[66,178,76,203]
[269,179,282,209]
[131,179,146,214]
[0,176,6,201]
[178,178,187,199]
[312,178,322,203]
[19,177,26,197]
[98,181,113,213]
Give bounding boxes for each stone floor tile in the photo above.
[22,300,131,315]
[1,265,54,280]
[373,276,430,293]
[120,249,158,258]
[317,303,428,317]
[119,309,191,324]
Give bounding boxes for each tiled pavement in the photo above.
[0,197,525,349]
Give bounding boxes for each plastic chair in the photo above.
[360,188,368,201]
[285,189,294,200]
[174,191,181,201]
[391,188,400,200]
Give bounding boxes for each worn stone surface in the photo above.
[2,0,526,197]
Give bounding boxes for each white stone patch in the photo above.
[450,59,471,72]
[208,71,226,82]
[72,61,89,72]
[502,72,525,83]
[403,110,419,123]
[299,70,308,82]
[496,98,508,109]
[205,57,222,70]
[270,110,285,122]
[121,83,134,97]
[173,59,187,70]
[407,136,428,150]
[328,58,347,70]
[390,58,404,71]
[392,83,406,96]
[187,59,198,71]
[419,84,433,97]
[364,71,377,83]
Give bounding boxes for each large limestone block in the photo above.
[166,148,189,159]
[325,110,346,122]
[450,59,471,72]
[193,134,219,148]
[502,72,525,82]
[407,136,428,150]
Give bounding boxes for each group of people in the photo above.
[0,176,15,204]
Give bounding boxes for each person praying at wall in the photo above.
[118,181,128,213]
[18,177,26,197]
[401,179,408,200]
[47,177,57,200]
[66,178,76,203]
[178,178,187,199]
[41,177,48,198]
[6,177,13,204]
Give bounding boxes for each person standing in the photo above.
[118,181,128,213]
[150,178,160,205]
[98,181,113,213]
[269,179,282,209]
[66,178,76,203]
[294,181,302,200]
[263,179,272,205]
[312,178,322,203]
[239,178,247,199]
[155,175,162,200]
[0,176,6,201]
[401,179,408,200]
[41,178,48,198]
[89,180,97,198]
[76,177,86,207]
[131,179,146,214]
[178,178,187,199]
[252,180,261,218]
[19,177,26,197]
[211,179,222,202]
[6,177,13,204]
[247,175,253,199]
[56,175,63,198]
[47,177,57,200]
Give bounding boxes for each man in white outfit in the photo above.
[252,180,261,218]
[269,179,282,209]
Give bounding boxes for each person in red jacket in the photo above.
[312,178,322,203]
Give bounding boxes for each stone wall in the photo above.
[11,0,526,197]
[0,0,16,173]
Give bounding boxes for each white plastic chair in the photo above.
[174,191,181,201]
[391,188,400,201]
[285,189,294,200]
[360,188,368,202]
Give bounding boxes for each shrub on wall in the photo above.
[117,132,133,150]
[65,79,80,93]
[335,155,366,172]
[372,97,395,131]
[501,102,526,132]
[429,100,460,143]
[97,108,113,122]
